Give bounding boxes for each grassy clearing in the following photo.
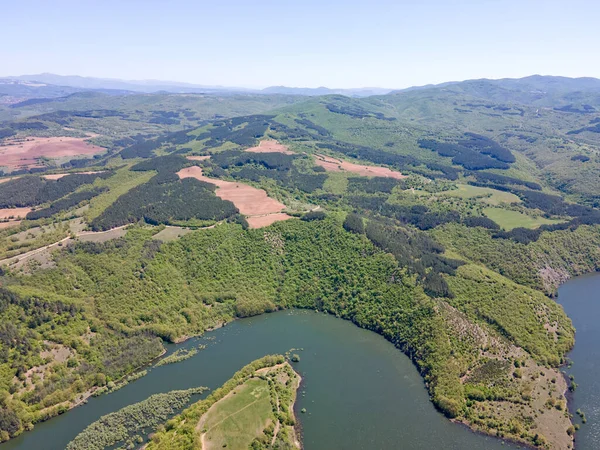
[439,184,521,205]
[153,225,194,242]
[483,207,564,230]
[147,356,300,450]
[201,378,272,450]
[323,171,349,194]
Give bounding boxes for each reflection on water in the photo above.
[557,272,600,450]
[2,310,514,450]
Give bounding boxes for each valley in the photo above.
[0,74,599,450]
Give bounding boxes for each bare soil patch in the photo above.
[314,154,406,179]
[177,166,286,216]
[246,213,292,229]
[0,177,20,184]
[186,155,211,161]
[245,140,294,155]
[0,207,32,219]
[0,137,105,171]
[42,171,105,180]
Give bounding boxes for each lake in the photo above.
[2,310,516,450]
[557,272,600,450]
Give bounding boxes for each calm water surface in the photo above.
[2,310,515,450]
[557,272,600,450]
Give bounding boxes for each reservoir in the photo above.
[557,272,600,450]
[3,310,515,449]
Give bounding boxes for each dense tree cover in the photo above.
[90,177,238,230]
[148,110,181,125]
[567,122,600,134]
[120,129,195,159]
[147,356,287,449]
[462,216,500,230]
[554,104,596,114]
[148,117,180,125]
[326,102,396,121]
[211,150,296,170]
[348,195,461,230]
[301,210,326,221]
[294,117,330,136]
[418,139,511,170]
[61,156,106,169]
[433,223,600,294]
[468,171,542,190]
[363,220,462,297]
[459,133,515,163]
[268,121,319,141]
[25,187,108,220]
[0,172,113,208]
[66,387,206,450]
[8,121,48,131]
[0,217,580,447]
[196,114,274,148]
[130,154,189,174]
[571,154,591,161]
[205,152,327,193]
[318,141,460,180]
[2,91,597,448]
[343,212,364,234]
[515,189,600,219]
[0,129,16,140]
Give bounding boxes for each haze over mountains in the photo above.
[1,73,394,97]
[2,73,600,104]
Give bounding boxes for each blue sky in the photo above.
[1,0,598,88]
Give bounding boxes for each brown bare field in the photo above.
[245,140,294,155]
[314,154,406,179]
[0,207,32,220]
[0,177,20,184]
[177,166,286,216]
[246,213,292,228]
[186,155,211,161]
[0,137,105,170]
[42,171,105,180]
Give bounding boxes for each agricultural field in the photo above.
[436,184,521,205]
[148,356,300,450]
[0,75,600,450]
[0,136,105,172]
[483,207,565,230]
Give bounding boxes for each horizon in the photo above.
[1,0,599,89]
[3,71,599,92]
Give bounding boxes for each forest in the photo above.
[418,137,513,170]
[90,177,238,230]
[0,172,113,208]
[1,75,600,450]
[25,187,108,220]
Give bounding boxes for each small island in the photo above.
[147,355,302,450]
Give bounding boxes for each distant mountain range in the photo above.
[2,73,600,107]
[2,73,394,97]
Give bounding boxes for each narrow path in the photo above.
[0,225,128,267]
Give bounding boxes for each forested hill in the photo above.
[0,75,599,449]
[393,75,600,107]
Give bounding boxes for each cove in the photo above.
[1,310,514,450]
[557,272,600,450]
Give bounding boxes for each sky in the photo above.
[1,0,599,89]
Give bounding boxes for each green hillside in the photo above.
[0,76,599,449]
